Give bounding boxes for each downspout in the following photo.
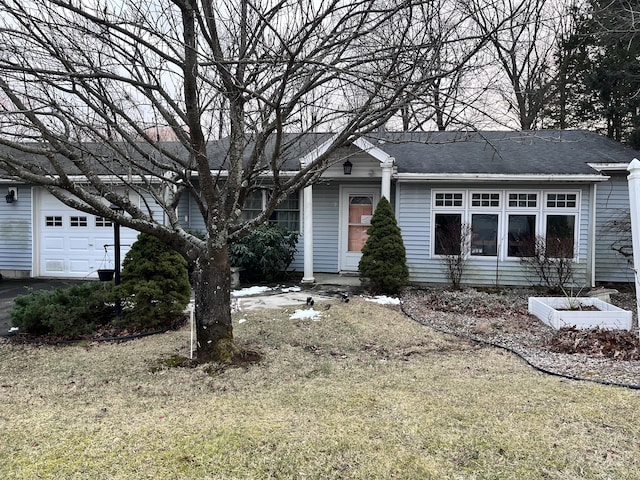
[587,183,597,287]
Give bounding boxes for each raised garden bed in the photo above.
[528,297,632,331]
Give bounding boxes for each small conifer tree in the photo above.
[114,233,191,330]
[358,196,409,294]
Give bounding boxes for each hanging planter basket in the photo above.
[97,269,115,282]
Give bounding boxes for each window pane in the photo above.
[70,216,87,227]
[508,215,536,257]
[547,193,577,208]
[471,193,499,207]
[471,214,498,256]
[240,190,263,222]
[268,193,300,232]
[434,214,462,255]
[546,215,575,258]
[435,192,463,207]
[96,216,113,227]
[508,193,537,208]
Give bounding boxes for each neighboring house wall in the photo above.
[396,182,590,287]
[595,172,634,283]
[0,184,32,278]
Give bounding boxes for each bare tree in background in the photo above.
[465,0,564,130]
[0,0,501,361]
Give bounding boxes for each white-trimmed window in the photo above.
[546,193,577,208]
[508,193,537,208]
[434,213,462,255]
[45,216,62,227]
[240,189,301,232]
[95,216,113,227]
[70,216,87,227]
[435,192,463,207]
[471,192,500,208]
[432,189,580,259]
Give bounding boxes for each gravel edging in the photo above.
[401,290,640,390]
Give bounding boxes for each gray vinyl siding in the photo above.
[396,182,590,287]
[311,183,340,272]
[0,184,32,275]
[594,173,634,283]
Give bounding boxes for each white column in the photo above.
[301,184,315,283]
[627,158,640,331]
[381,158,394,200]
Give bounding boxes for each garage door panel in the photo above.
[69,238,91,250]
[45,260,66,273]
[69,259,91,273]
[38,189,141,278]
[43,237,65,251]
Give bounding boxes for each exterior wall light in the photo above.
[343,160,353,175]
[5,188,17,204]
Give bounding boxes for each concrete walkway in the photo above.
[0,274,364,337]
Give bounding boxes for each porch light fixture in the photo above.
[343,160,353,175]
[5,188,16,204]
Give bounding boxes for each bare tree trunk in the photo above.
[192,243,237,363]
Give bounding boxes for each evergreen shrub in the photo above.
[11,282,114,338]
[229,223,298,282]
[358,197,409,295]
[114,233,191,330]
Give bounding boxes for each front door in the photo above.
[339,187,379,272]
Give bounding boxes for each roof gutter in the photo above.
[394,173,610,183]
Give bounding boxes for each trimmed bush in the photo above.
[229,223,298,282]
[114,233,191,330]
[358,197,409,295]
[11,282,114,338]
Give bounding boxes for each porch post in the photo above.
[381,158,394,200]
[626,158,640,332]
[301,184,315,283]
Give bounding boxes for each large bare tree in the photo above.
[0,0,492,361]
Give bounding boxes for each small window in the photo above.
[471,193,500,208]
[546,215,575,258]
[45,216,62,227]
[95,216,113,227]
[70,216,87,227]
[240,190,264,222]
[508,214,536,257]
[435,192,463,207]
[434,213,462,255]
[508,193,537,208]
[471,214,498,256]
[546,193,577,208]
[270,194,300,232]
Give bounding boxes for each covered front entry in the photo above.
[339,186,379,272]
[34,189,138,278]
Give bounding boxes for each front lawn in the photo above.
[1,296,639,479]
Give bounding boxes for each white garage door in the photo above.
[36,189,140,278]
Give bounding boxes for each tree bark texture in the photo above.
[192,243,237,363]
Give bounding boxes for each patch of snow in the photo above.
[290,308,321,321]
[232,286,272,297]
[366,295,401,305]
[280,286,302,293]
[8,327,19,333]
[238,318,247,324]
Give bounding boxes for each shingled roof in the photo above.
[359,130,639,175]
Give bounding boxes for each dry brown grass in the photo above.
[1,297,640,479]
